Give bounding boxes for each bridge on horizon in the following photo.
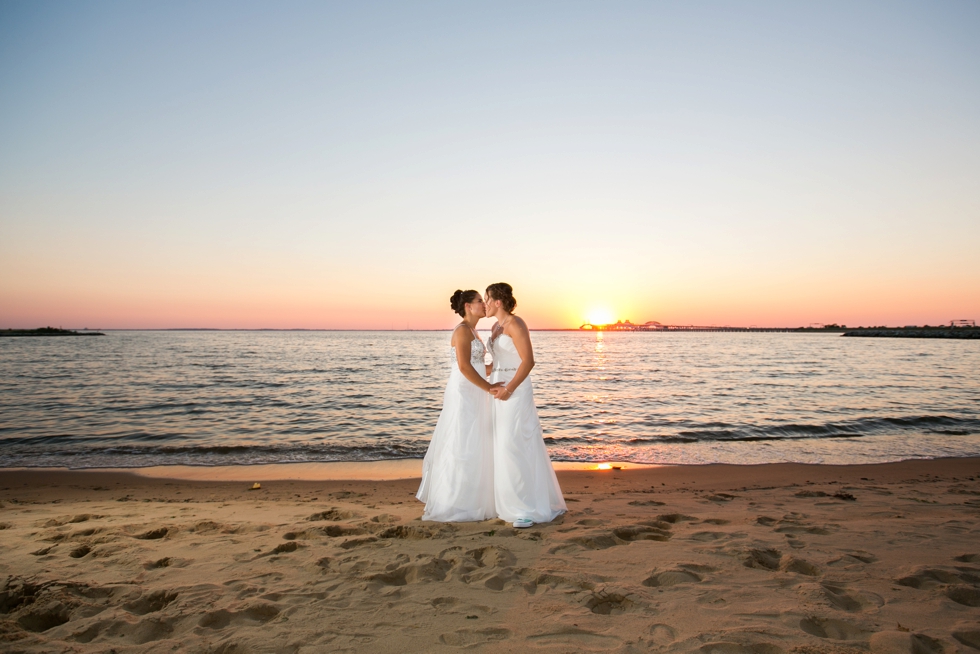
[578,320,817,333]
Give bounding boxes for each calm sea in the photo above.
[1,331,978,469]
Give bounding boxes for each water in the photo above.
[1,331,978,469]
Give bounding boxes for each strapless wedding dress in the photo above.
[488,334,566,523]
[416,336,496,522]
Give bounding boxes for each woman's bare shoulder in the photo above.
[450,323,470,343]
[505,315,529,334]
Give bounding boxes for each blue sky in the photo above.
[2,1,978,328]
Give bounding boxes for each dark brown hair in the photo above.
[450,289,481,317]
[485,282,516,312]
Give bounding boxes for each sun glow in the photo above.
[587,308,614,326]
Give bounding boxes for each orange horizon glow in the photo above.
[2,289,976,331]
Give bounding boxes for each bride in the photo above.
[415,290,497,522]
[486,282,567,525]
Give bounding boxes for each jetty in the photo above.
[0,327,104,337]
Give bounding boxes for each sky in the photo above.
[1,1,978,329]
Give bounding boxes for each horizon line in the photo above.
[3,325,925,332]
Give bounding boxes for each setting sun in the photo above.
[587,309,614,326]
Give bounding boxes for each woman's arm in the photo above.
[492,317,534,401]
[453,329,494,392]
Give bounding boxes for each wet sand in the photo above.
[1,458,979,653]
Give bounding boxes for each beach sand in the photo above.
[1,458,979,653]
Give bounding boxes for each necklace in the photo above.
[492,315,513,343]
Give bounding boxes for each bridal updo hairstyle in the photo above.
[450,290,481,317]
[486,282,517,312]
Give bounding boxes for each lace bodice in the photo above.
[450,337,486,370]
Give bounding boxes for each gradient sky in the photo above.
[1,1,978,329]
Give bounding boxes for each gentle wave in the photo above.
[1,330,978,468]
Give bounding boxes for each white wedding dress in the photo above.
[416,330,496,522]
[489,333,567,523]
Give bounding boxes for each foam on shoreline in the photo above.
[0,459,659,482]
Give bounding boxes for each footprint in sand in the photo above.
[330,490,366,499]
[379,524,456,540]
[896,566,977,589]
[952,628,980,650]
[689,531,731,542]
[306,508,358,521]
[467,545,517,568]
[870,631,945,653]
[40,514,103,528]
[522,571,596,595]
[69,545,92,558]
[820,583,884,612]
[261,541,301,557]
[799,616,871,641]
[368,555,453,586]
[16,603,71,633]
[123,590,178,615]
[526,627,622,650]
[698,642,784,654]
[338,536,381,550]
[584,589,634,615]
[613,524,672,542]
[744,548,781,570]
[552,524,672,553]
[134,527,170,540]
[198,603,280,630]
[780,557,820,576]
[97,614,179,645]
[947,586,980,607]
[743,548,820,576]
[827,551,878,567]
[439,627,510,647]
[643,569,703,587]
[757,514,834,536]
[284,524,365,539]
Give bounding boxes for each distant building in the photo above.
[951,319,976,327]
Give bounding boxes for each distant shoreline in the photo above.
[0,327,104,337]
[3,327,976,337]
[843,327,979,339]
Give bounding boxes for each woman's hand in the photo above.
[490,386,513,401]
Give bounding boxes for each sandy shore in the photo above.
[1,459,979,653]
